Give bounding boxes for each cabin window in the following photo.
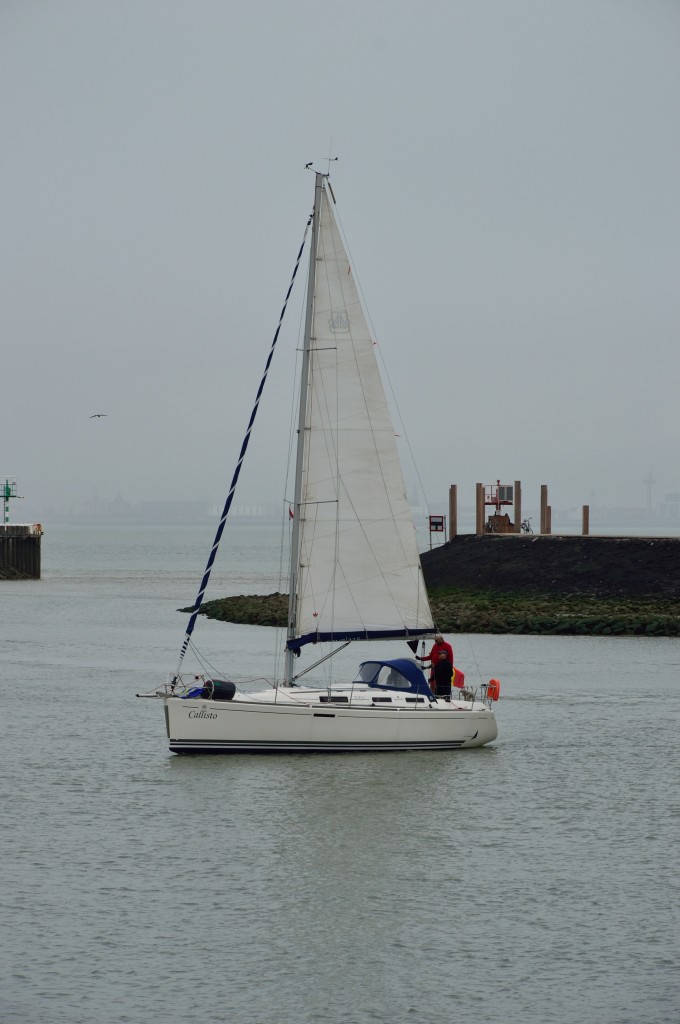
[353,662,380,683]
[353,662,410,689]
[377,666,409,689]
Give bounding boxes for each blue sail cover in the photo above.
[353,658,434,697]
[286,626,432,653]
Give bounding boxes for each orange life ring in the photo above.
[487,679,501,702]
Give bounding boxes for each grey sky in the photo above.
[2,0,679,517]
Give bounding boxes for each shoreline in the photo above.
[186,535,680,637]
[184,591,679,637]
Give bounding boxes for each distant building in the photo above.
[136,501,212,519]
[659,494,680,520]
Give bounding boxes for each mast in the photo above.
[285,172,324,685]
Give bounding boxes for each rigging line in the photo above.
[302,190,430,634]
[290,641,351,684]
[307,345,418,619]
[332,486,428,626]
[175,213,313,676]
[323,202,413,565]
[300,469,428,632]
[464,636,485,687]
[179,640,234,688]
[273,500,294,685]
[332,203,432,520]
[306,346,430,628]
[274,281,308,683]
[307,190,383,644]
[311,202,341,650]
[187,641,229,681]
[282,276,307,514]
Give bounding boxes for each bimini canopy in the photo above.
[353,658,433,697]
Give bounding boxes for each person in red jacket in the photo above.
[418,634,454,692]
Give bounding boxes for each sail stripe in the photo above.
[175,214,313,675]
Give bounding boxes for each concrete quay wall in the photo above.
[0,524,43,579]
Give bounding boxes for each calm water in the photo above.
[2,524,678,1024]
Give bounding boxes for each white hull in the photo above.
[163,688,497,754]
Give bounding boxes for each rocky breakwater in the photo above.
[419,534,680,636]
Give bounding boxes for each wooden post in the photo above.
[540,485,548,534]
[476,483,484,535]
[514,480,522,533]
[448,485,457,540]
[582,505,590,535]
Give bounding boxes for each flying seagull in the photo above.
[90,413,108,418]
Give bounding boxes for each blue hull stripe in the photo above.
[170,739,466,754]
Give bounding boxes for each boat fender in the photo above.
[487,679,501,702]
[207,679,237,702]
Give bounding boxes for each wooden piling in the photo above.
[476,483,484,535]
[448,485,458,540]
[540,485,548,534]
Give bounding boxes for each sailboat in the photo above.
[147,171,499,753]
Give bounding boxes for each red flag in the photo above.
[289,506,294,519]
[453,667,465,689]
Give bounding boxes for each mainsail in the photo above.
[287,182,434,652]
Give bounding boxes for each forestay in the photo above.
[288,184,434,651]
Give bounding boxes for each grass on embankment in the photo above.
[430,587,679,635]
[185,589,680,637]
